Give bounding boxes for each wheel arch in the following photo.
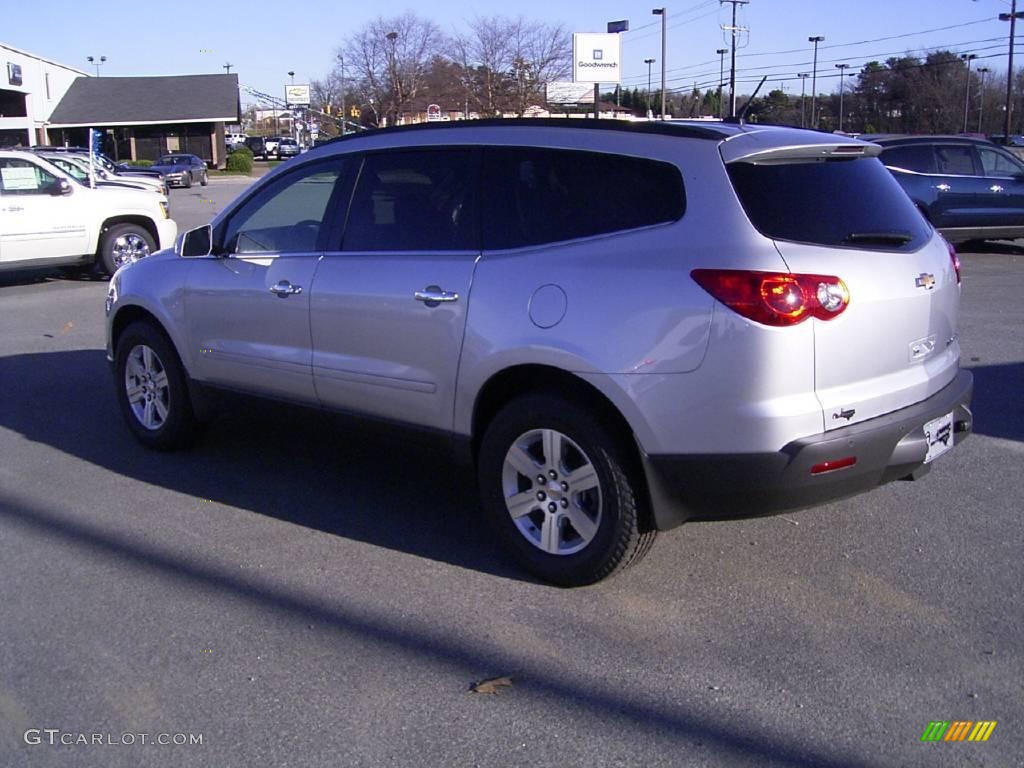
[470,364,642,473]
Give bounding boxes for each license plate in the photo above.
[924,411,954,464]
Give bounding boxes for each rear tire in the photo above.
[478,394,656,586]
[114,321,196,451]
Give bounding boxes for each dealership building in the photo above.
[1,42,241,167]
[0,42,86,148]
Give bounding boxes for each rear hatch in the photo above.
[724,134,961,429]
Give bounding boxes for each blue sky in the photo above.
[7,0,1017,105]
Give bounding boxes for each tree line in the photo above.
[291,13,1019,138]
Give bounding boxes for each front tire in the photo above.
[114,322,196,450]
[478,394,656,586]
[199,170,208,186]
[182,172,193,189]
[99,223,155,276]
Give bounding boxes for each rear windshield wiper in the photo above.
[843,231,913,245]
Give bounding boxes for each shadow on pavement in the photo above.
[0,488,874,768]
[0,348,523,582]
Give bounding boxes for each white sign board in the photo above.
[285,84,311,106]
[573,33,621,84]
[426,104,442,122]
[546,82,595,104]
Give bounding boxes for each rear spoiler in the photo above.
[724,142,882,165]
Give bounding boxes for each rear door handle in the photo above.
[269,280,302,297]
[414,286,459,306]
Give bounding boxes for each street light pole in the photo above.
[652,9,667,118]
[645,58,656,119]
[960,53,977,133]
[717,48,728,118]
[835,63,849,131]
[1000,0,1024,141]
[978,66,990,133]
[339,54,346,136]
[808,35,825,129]
[86,55,106,77]
[386,31,399,127]
[797,72,809,128]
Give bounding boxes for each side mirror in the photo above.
[180,224,212,257]
[50,179,72,196]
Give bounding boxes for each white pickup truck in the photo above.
[0,150,177,276]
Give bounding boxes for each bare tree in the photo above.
[340,12,444,126]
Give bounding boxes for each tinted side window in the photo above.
[343,150,478,252]
[881,145,935,174]
[222,158,347,254]
[934,145,978,175]
[727,157,931,250]
[481,148,684,249]
[978,147,1024,177]
[0,158,59,195]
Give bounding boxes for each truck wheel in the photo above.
[114,321,196,450]
[100,224,155,276]
[478,394,656,586]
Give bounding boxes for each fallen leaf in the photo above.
[60,321,74,334]
[471,676,513,695]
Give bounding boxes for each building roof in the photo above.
[48,74,240,127]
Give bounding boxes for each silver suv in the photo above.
[105,120,973,586]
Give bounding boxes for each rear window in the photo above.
[727,157,931,250]
[880,145,935,174]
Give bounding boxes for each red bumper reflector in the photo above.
[811,456,857,475]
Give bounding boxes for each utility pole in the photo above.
[223,62,233,74]
[978,66,990,133]
[1000,0,1023,141]
[960,53,978,133]
[717,48,728,118]
[720,0,749,118]
[797,72,809,128]
[652,8,667,118]
[835,63,850,131]
[808,35,825,129]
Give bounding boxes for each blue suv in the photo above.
[874,135,1024,243]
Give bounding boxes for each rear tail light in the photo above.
[691,269,850,327]
[945,238,961,284]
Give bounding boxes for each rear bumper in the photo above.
[641,369,973,530]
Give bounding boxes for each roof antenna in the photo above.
[733,76,768,125]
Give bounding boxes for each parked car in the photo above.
[150,154,209,189]
[105,120,972,586]
[263,137,281,157]
[0,149,176,275]
[874,134,1024,243]
[31,146,168,193]
[244,136,268,159]
[31,151,163,197]
[276,137,300,159]
[226,132,246,149]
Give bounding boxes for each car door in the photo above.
[185,157,350,402]
[931,143,990,229]
[310,148,480,431]
[0,156,91,265]
[976,144,1024,225]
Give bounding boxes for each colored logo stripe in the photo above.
[969,722,997,742]
[920,721,997,742]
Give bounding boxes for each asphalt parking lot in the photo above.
[0,194,1021,765]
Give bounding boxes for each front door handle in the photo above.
[269,280,303,297]
[414,285,459,306]
[990,185,1004,193]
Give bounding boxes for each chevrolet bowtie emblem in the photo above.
[915,273,936,290]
